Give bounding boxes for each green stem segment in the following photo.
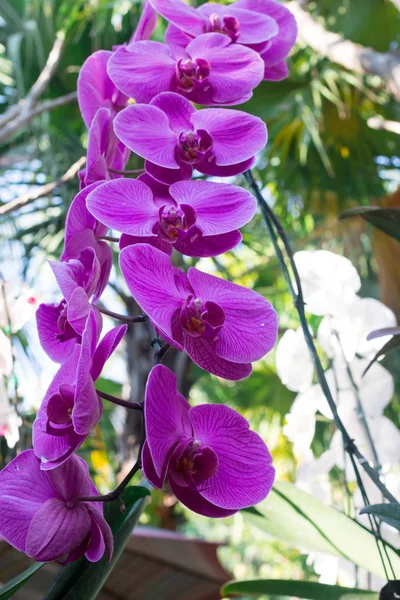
[96,305,148,323]
[97,389,143,411]
[245,169,397,504]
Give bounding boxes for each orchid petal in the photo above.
[114,105,179,168]
[87,179,158,236]
[26,498,91,562]
[0,451,55,552]
[119,244,186,338]
[187,268,278,363]
[190,108,267,165]
[170,180,256,235]
[190,404,274,509]
[108,42,175,102]
[145,365,192,480]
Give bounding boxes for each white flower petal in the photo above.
[276,328,314,392]
[294,250,361,316]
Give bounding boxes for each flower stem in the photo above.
[108,168,145,175]
[246,169,397,504]
[96,235,120,242]
[154,342,171,364]
[97,389,143,411]
[333,330,381,471]
[96,305,148,323]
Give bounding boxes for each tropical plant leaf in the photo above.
[360,503,400,531]
[243,481,400,580]
[221,579,378,599]
[43,484,150,600]
[0,562,44,600]
[339,207,400,242]
[363,335,400,375]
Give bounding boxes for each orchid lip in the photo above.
[205,13,240,43]
[180,296,225,339]
[176,58,211,92]
[178,129,213,165]
[158,203,197,242]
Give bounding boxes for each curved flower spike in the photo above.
[108,33,264,105]
[0,451,113,563]
[120,244,278,380]
[142,365,275,516]
[86,174,256,257]
[114,92,267,185]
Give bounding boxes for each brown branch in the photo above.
[23,32,66,112]
[0,91,77,146]
[288,1,400,100]
[0,156,85,216]
[0,32,67,143]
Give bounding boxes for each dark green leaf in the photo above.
[221,579,378,599]
[244,482,400,580]
[360,503,400,531]
[363,335,400,375]
[0,562,44,599]
[43,484,150,600]
[339,207,400,242]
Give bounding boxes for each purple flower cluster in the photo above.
[0,0,296,563]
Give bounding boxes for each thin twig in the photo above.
[96,305,147,323]
[246,169,398,504]
[0,91,77,145]
[97,389,143,411]
[96,236,120,243]
[0,156,85,216]
[154,343,171,365]
[0,278,18,410]
[367,116,400,136]
[108,168,145,175]
[24,32,66,109]
[0,32,67,142]
[71,411,146,506]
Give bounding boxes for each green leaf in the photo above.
[221,579,378,599]
[244,481,400,580]
[43,484,150,600]
[339,207,400,242]
[363,334,400,375]
[360,503,400,531]
[0,562,44,599]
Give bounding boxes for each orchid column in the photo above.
[0,0,297,567]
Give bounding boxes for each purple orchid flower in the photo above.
[79,107,130,190]
[113,92,267,185]
[151,0,297,81]
[86,174,256,258]
[130,0,157,43]
[62,182,113,302]
[36,246,104,364]
[119,244,278,380]
[33,310,127,470]
[108,33,264,106]
[78,50,128,129]
[142,365,275,517]
[0,450,113,563]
